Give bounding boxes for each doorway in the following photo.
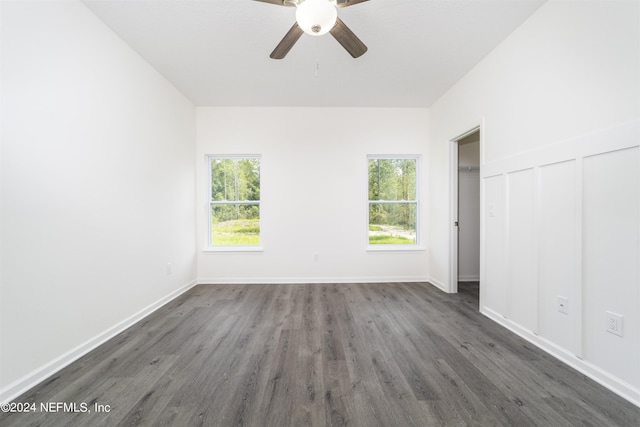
[450,128,481,296]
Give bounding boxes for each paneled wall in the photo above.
[428,0,639,405]
[481,121,639,401]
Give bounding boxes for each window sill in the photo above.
[203,246,264,253]
[366,245,426,252]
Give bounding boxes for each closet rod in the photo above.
[458,165,480,172]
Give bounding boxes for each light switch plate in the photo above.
[557,296,569,315]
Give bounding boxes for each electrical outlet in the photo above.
[166,262,173,275]
[557,296,569,315]
[605,311,623,337]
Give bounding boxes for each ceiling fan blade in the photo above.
[270,22,304,59]
[252,0,296,6]
[335,0,370,8]
[329,17,367,58]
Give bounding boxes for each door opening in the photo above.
[450,128,481,297]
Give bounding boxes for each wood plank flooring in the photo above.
[2,282,639,426]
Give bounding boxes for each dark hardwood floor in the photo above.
[2,282,639,426]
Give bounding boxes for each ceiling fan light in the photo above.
[296,0,337,36]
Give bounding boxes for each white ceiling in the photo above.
[82,0,545,107]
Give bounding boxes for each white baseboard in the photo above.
[197,276,430,285]
[458,275,480,282]
[426,276,450,293]
[481,306,640,408]
[0,280,197,405]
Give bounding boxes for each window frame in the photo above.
[366,154,422,251]
[205,154,262,252]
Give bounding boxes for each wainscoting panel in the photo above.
[538,160,580,356]
[506,168,537,333]
[482,174,507,315]
[480,120,640,404]
[582,146,639,389]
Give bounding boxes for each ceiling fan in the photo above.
[253,0,369,59]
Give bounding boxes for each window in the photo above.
[208,156,261,248]
[368,156,419,247]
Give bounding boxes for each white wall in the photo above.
[197,107,429,284]
[458,139,480,281]
[0,1,197,401]
[428,0,639,405]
